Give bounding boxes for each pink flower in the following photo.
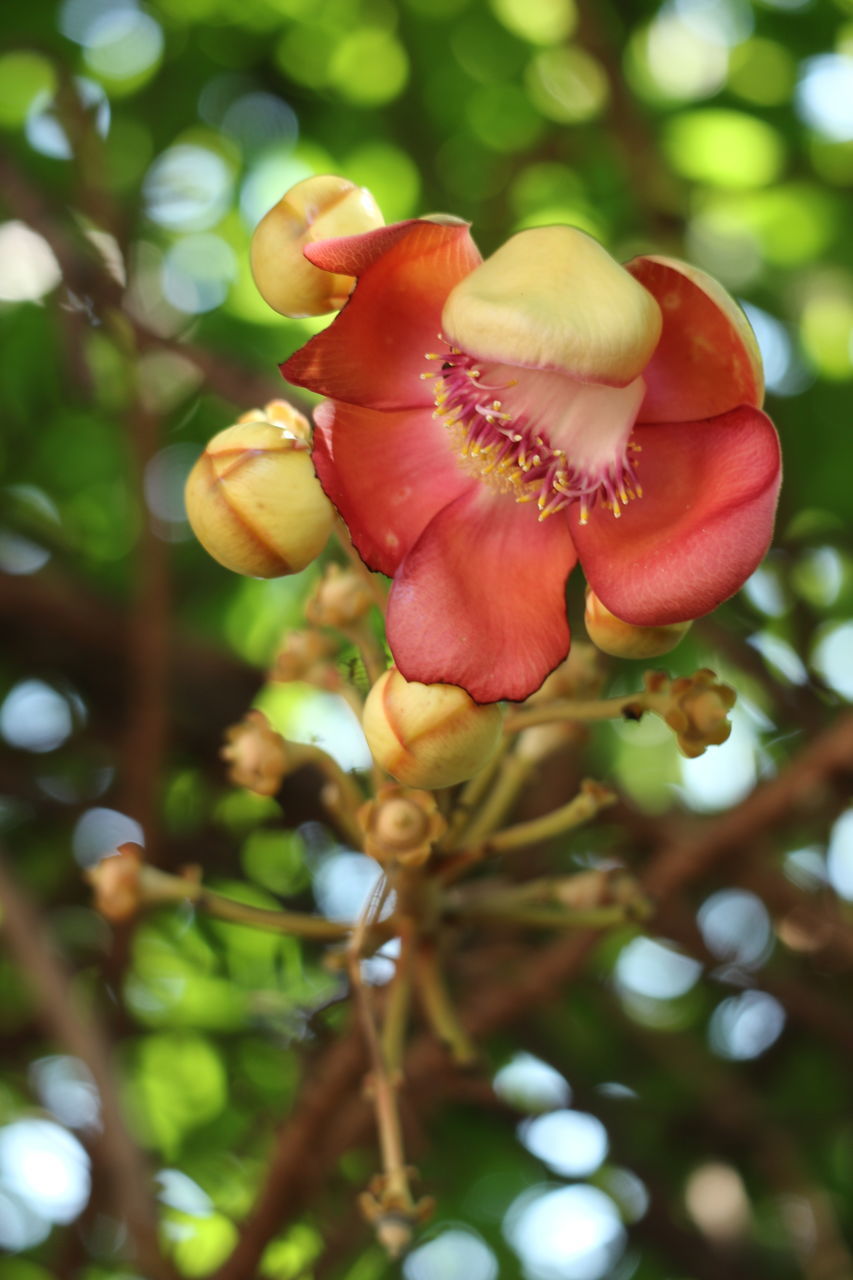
[281,219,781,703]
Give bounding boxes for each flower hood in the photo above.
[281,218,781,703]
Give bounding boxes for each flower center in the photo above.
[423,343,646,524]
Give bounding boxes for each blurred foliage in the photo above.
[1,0,853,1279]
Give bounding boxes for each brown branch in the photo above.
[0,142,277,411]
[211,1022,368,1280]
[0,847,177,1280]
[0,569,261,751]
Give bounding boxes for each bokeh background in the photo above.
[2,0,853,1277]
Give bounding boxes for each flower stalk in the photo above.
[504,669,737,759]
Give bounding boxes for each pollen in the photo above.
[428,343,642,524]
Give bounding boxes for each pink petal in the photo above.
[627,256,764,423]
[571,408,781,624]
[282,220,482,411]
[313,399,474,577]
[386,488,577,703]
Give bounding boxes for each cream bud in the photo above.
[362,668,503,790]
[251,174,384,318]
[585,588,691,659]
[185,400,334,578]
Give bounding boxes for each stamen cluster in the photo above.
[426,344,642,523]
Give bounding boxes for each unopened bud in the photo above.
[86,843,197,922]
[359,784,447,867]
[251,175,384,318]
[185,400,334,578]
[272,628,337,684]
[86,842,143,922]
[585,589,691,659]
[362,668,503,790]
[306,563,373,629]
[221,709,289,795]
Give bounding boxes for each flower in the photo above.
[281,215,781,702]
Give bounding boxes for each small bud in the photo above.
[306,563,373,629]
[184,400,334,578]
[362,668,503,790]
[271,628,338,685]
[359,784,447,868]
[645,668,736,758]
[585,589,691,659]
[251,175,384,318]
[86,842,143,922]
[87,845,201,921]
[221,709,289,795]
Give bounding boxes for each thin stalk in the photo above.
[414,940,477,1067]
[348,877,419,1247]
[505,692,653,733]
[287,742,364,848]
[443,736,512,846]
[450,751,535,851]
[484,783,616,855]
[380,921,415,1078]
[139,867,352,941]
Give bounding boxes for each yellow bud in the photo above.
[362,668,503,790]
[585,589,691,659]
[185,400,334,578]
[250,175,384,318]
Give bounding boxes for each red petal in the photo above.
[313,399,473,577]
[627,256,764,423]
[282,220,482,411]
[386,489,577,703]
[572,408,781,624]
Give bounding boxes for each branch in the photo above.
[0,847,177,1280]
[211,1023,368,1280]
[642,710,853,900]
